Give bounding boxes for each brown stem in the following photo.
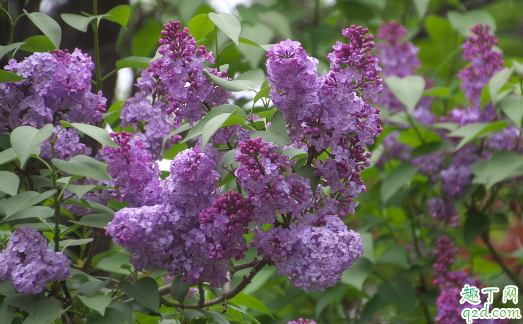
[160,259,269,309]
[483,232,523,292]
[198,283,205,307]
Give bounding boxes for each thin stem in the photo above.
[82,229,101,272]
[483,232,523,292]
[160,260,269,310]
[49,142,61,252]
[92,0,102,92]
[198,283,205,307]
[215,27,220,71]
[101,69,118,82]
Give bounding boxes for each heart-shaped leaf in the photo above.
[118,277,159,312]
[208,12,241,45]
[385,76,426,112]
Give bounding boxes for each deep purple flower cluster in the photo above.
[39,126,92,160]
[287,319,317,324]
[234,138,314,224]
[433,236,509,324]
[1,49,106,133]
[120,20,231,158]
[106,147,246,287]
[0,227,70,294]
[103,131,163,207]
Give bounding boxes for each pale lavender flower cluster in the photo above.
[120,20,231,158]
[103,131,163,207]
[0,227,70,294]
[39,126,92,160]
[252,214,363,292]
[1,49,106,133]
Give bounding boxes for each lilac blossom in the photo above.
[0,227,70,294]
[39,126,91,161]
[1,49,106,133]
[287,319,317,324]
[120,20,231,158]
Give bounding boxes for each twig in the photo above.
[82,229,101,272]
[483,232,523,292]
[198,283,205,307]
[159,259,269,310]
[222,271,232,313]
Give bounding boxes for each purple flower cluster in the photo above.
[252,214,363,292]
[433,236,509,324]
[106,147,247,287]
[287,319,317,324]
[120,20,231,158]
[103,131,163,207]
[39,126,92,160]
[234,138,314,224]
[0,227,70,294]
[1,49,106,133]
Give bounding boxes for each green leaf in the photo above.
[229,293,273,319]
[514,60,523,77]
[0,171,18,196]
[313,284,348,319]
[61,14,100,32]
[472,150,523,189]
[78,295,112,316]
[413,0,431,18]
[198,309,230,324]
[381,163,420,204]
[201,112,234,148]
[23,303,67,324]
[19,35,56,52]
[489,67,515,104]
[0,148,17,165]
[341,258,374,291]
[86,309,125,324]
[239,37,268,51]
[59,121,119,148]
[384,76,426,112]
[253,86,271,104]
[170,276,190,303]
[423,86,450,97]
[208,12,241,45]
[448,121,508,151]
[0,70,24,82]
[1,190,56,217]
[115,56,152,69]
[204,70,254,91]
[0,303,13,324]
[66,274,89,290]
[131,20,163,57]
[119,277,159,312]
[258,11,292,39]
[219,149,239,178]
[376,246,409,269]
[377,278,416,313]
[0,42,25,61]
[281,148,307,160]
[3,206,53,222]
[79,278,113,298]
[183,104,240,142]
[64,184,96,199]
[189,14,215,41]
[162,123,193,148]
[268,111,291,142]
[358,295,388,324]
[69,214,114,228]
[463,212,489,247]
[59,238,94,250]
[447,10,496,37]
[52,155,111,181]
[10,124,53,167]
[432,122,459,132]
[250,130,290,147]
[410,141,449,159]
[23,10,61,49]
[398,128,442,148]
[500,95,523,127]
[104,5,130,28]
[4,293,43,315]
[107,301,133,324]
[295,165,320,193]
[0,280,17,296]
[235,68,265,85]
